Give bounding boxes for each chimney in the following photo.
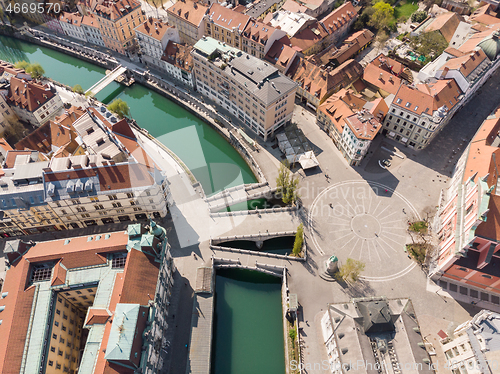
[379,72,383,80]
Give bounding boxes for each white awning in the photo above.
[401,137,408,143]
[388,131,396,138]
[298,151,319,170]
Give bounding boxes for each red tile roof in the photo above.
[290,21,329,52]
[392,79,462,115]
[119,248,160,304]
[318,96,355,134]
[207,3,251,32]
[85,308,111,325]
[51,259,67,286]
[161,41,194,72]
[281,0,308,13]
[135,18,174,42]
[438,49,488,78]
[425,12,463,42]
[167,0,208,27]
[362,63,402,95]
[243,19,278,46]
[345,111,382,141]
[320,2,357,34]
[94,0,141,21]
[7,77,56,113]
[370,53,404,75]
[264,36,296,70]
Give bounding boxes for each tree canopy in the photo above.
[107,98,130,119]
[276,161,299,205]
[369,1,394,30]
[411,10,427,23]
[14,61,45,79]
[73,84,84,94]
[410,31,448,59]
[336,258,366,283]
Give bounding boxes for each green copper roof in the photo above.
[328,255,338,263]
[478,32,500,61]
[105,303,140,361]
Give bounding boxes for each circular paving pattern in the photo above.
[308,181,420,281]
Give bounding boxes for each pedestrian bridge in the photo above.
[85,65,127,95]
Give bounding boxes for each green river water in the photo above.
[0,35,256,195]
[0,35,285,373]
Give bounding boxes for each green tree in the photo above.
[72,84,84,94]
[26,63,45,79]
[289,328,297,348]
[410,31,448,58]
[336,258,366,283]
[369,1,394,30]
[107,98,130,119]
[411,10,427,23]
[293,223,304,256]
[85,90,94,98]
[276,161,300,205]
[14,60,30,70]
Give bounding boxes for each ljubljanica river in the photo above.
[0,35,256,195]
[0,35,285,373]
[213,269,285,374]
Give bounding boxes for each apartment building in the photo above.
[59,12,87,42]
[6,77,63,127]
[81,14,105,47]
[318,2,357,47]
[161,41,195,88]
[382,79,462,149]
[135,17,180,68]
[93,0,145,54]
[204,3,251,49]
[0,91,18,137]
[0,106,171,236]
[431,105,500,307]
[264,36,297,74]
[0,220,174,374]
[287,57,362,109]
[167,0,209,45]
[317,89,386,165]
[240,19,286,59]
[192,37,297,140]
[440,310,500,373]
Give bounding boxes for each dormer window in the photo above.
[405,102,411,107]
[396,98,402,104]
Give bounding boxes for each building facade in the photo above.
[93,0,145,54]
[135,17,180,65]
[6,77,64,127]
[167,0,209,45]
[81,14,105,47]
[382,80,463,149]
[204,3,251,50]
[192,37,297,140]
[161,41,195,88]
[59,12,88,42]
[0,220,174,374]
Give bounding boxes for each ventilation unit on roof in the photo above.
[110,117,117,123]
[75,179,84,192]
[100,106,106,113]
[105,111,112,118]
[66,180,75,193]
[47,183,55,196]
[85,179,93,191]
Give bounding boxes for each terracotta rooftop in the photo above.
[470,4,500,26]
[370,53,404,75]
[94,0,141,21]
[458,25,500,53]
[15,106,84,154]
[81,14,100,28]
[59,12,83,26]
[161,41,194,72]
[444,47,465,57]
[3,150,40,169]
[320,2,357,34]
[135,18,174,42]
[345,111,382,141]
[207,3,251,32]
[290,20,329,52]
[362,63,402,95]
[392,79,462,115]
[475,194,500,241]
[281,0,308,13]
[318,97,354,134]
[438,49,488,78]
[85,308,111,326]
[264,36,296,70]
[167,0,208,27]
[7,77,56,113]
[287,58,336,100]
[242,19,278,46]
[425,12,463,42]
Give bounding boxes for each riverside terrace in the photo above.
[0,220,173,374]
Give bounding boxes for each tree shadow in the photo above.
[339,279,376,298]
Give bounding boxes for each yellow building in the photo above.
[93,0,145,54]
[204,3,250,50]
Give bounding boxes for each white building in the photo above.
[441,310,500,374]
[6,77,63,127]
[81,14,105,47]
[135,18,180,67]
[59,12,88,42]
[161,41,195,88]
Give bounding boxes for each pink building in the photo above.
[431,104,500,307]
